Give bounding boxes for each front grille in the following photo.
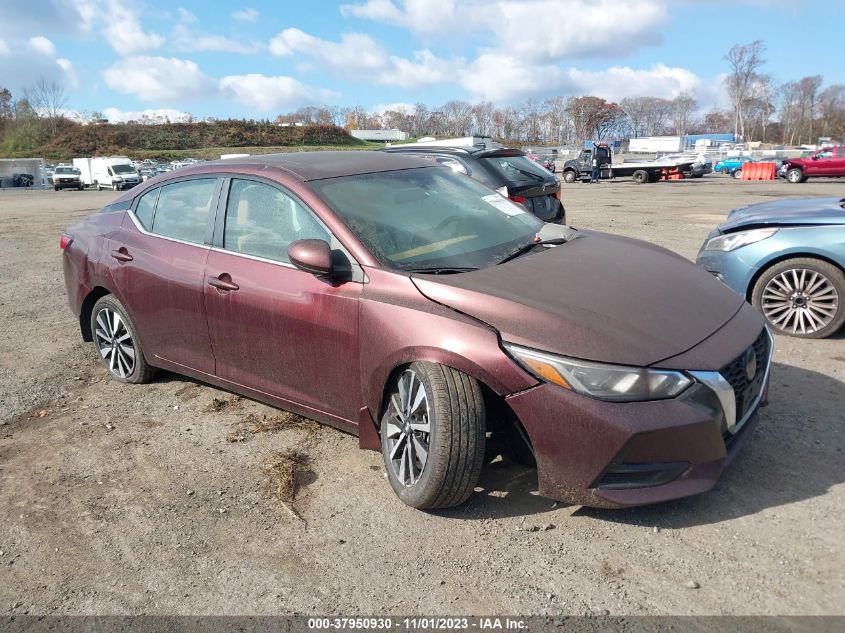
[720,329,770,425]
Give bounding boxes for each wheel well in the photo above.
[745,253,845,302]
[375,362,535,462]
[79,286,111,341]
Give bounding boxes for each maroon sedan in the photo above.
[62,152,772,509]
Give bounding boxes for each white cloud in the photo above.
[232,7,260,22]
[461,54,561,102]
[55,58,79,88]
[177,8,197,23]
[103,56,214,101]
[564,63,701,101]
[384,49,459,88]
[270,29,387,72]
[342,0,667,60]
[102,107,195,123]
[269,28,459,88]
[0,38,9,55]
[102,1,164,55]
[28,36,57,57]
[371,102,417,115]
[219,74,338,112]
[172,24,261,54]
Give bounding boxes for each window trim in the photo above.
[128,175,223,247]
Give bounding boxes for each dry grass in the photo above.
[226,411,313,443]
[206,395,242,412]
[262,450,311,519]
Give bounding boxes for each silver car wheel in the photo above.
[762,268,839,335]
[94,307,136,379]
[384,369,431,487]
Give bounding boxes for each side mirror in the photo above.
[812,155,819,160]
[288,239,333,276]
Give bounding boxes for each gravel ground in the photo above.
[0,176,843,617]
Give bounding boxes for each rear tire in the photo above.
[90,295,154,383]
[380,362,486,509]
[732,169,743,179]
[752,258,845,339]
[632,169,649,184]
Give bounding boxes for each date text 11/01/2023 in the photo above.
[307,617,527,630]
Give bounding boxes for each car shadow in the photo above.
[576,361,844,528]
[434,458,562,521]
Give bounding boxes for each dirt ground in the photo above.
[0,175,843,617]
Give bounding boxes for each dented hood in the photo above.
[411,231,745,367]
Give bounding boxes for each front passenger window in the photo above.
[223,179,330,263]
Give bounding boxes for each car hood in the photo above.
[719,197,845,232]
[411,231,744,367]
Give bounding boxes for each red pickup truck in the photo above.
[784,146,845,183]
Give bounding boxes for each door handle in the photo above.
[110,248,133,262]
[207,275,239,292]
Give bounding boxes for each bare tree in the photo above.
[724,40,766,140]
[671,92,697,136]
[818,84,845,138]
[797,75,823,143]
[620,97,649,138]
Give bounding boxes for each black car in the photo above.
[383,145,565,224]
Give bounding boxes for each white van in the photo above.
[90,157,141,191]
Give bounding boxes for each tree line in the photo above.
[278,41,844,146]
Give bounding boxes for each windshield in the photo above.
[55,167,79,175]
[311,167,543,271]
[112,164,137,174]
[478,155,551,182]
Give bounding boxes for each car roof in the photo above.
[383,146,526,159]
[204,150,433,181]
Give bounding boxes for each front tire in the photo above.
[786,168,805,183]
[562,170,576,184]
[380,362,486,509]
[90,295,154,383]
[752,258,845,338]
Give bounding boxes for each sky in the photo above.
[0,0,842,122]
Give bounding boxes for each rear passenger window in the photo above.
[151,179,216,244]
[134,187,159,230]
[223,179,330,263]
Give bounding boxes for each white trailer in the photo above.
[73,158,93,186]
[350,129,409,141]
[629,136,683,153]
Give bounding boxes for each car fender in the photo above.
[359,268,536,425]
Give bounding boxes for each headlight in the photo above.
[704,228,778,252]
[503,343,692,402]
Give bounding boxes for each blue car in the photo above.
[714,156,755,174]
[697,197,845,338]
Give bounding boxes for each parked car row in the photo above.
[64,148,820,514]
[713,146,845,183]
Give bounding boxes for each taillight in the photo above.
[553,190,561,200]
[60,233,73,250]
[509,195,526,204]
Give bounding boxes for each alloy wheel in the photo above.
[762,268,839,335]
[384,369,431,487]
[94,307,136,378]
